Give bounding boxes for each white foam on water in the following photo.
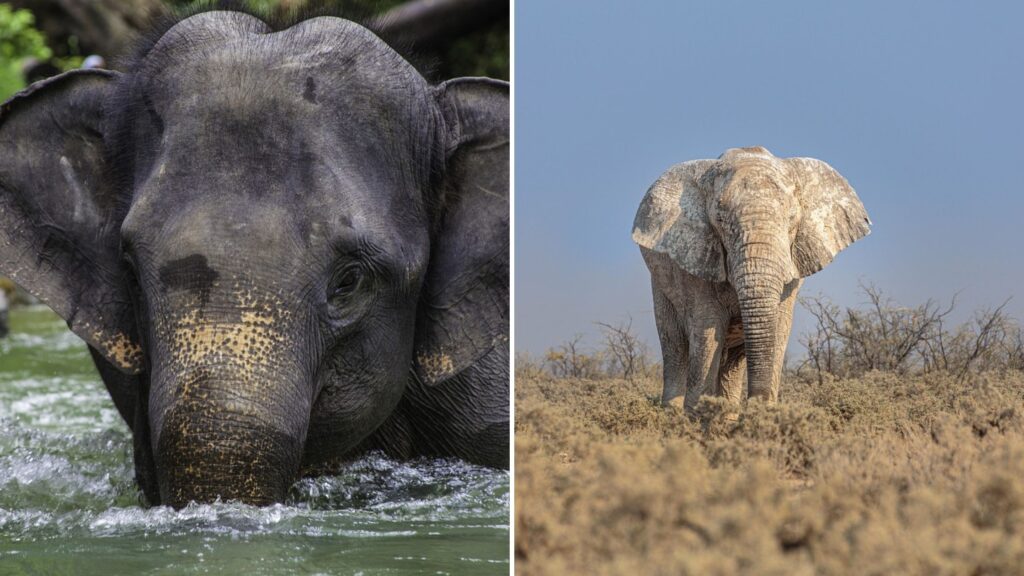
[0,306,509,570]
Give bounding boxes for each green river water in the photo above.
[0,306,509,575]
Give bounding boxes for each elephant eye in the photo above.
[121,244,139,275]
[325,263,374,330]
[330,265,364,300]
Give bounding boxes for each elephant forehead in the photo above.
[720,161,796,198]
[145,13,417,75]
[719,146,774,161]
[117,13,438,260]
[138,14,432,126]
[127,189,427,277]
[127,201,303,269]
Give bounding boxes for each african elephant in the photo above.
[0,9,509,507]
[632,147,870,411]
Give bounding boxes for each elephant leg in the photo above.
[652,285,689,409]
[717,345,746,405]
[684,318,726,414]
[756,278,802,402]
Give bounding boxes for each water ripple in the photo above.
[0,307,508,573]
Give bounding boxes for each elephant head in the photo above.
[0,11,508,507]
[633,146,870,397]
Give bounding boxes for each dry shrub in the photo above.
[596,315,652,381]
[540,334,607,379]
[523,321,660,382]
[798,284,1024,383]
[515,370,1024,575]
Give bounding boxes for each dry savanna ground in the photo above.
[515,370,1024,575]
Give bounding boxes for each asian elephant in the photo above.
[0,9,509,507]
[632,147,870,412]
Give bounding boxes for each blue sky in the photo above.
[515,1,1024,356]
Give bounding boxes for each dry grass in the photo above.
[515,371,1024,575]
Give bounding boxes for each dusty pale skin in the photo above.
[633,147,871,410]
[0,9,509,507]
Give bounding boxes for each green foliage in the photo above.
[168,0,405,18]
[443,22,509,80]
[0,0,508,98]
[240,0,282,13]
[0,5,51,100]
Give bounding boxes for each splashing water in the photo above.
[0,306,509,574]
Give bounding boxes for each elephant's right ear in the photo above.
[632,159,726,282]
[0,69,144,374]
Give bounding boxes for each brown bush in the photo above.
[798,284,1023,383]
[515,371,1024,575]
[519,321,660,382]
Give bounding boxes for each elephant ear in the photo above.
[0,69,143,374]
[413,78,509,385]
[632,159,726,282]
[786,157,872,278]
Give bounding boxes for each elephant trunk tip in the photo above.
[155,409,304,508]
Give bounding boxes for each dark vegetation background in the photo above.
[0,0,508,93]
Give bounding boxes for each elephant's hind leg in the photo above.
[717,345,746,406]
[685,317,726,415]
[652,285,689,409]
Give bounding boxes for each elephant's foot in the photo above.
[662,395,686,411]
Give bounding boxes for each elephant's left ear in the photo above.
[414,78,509,385]
[786,157,872,278]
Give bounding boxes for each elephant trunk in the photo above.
[148,307,313,508]
[733,239,787,401]
[155,387,307,507]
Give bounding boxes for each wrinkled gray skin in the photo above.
[0,11,509,507]
[633,147,870,411]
